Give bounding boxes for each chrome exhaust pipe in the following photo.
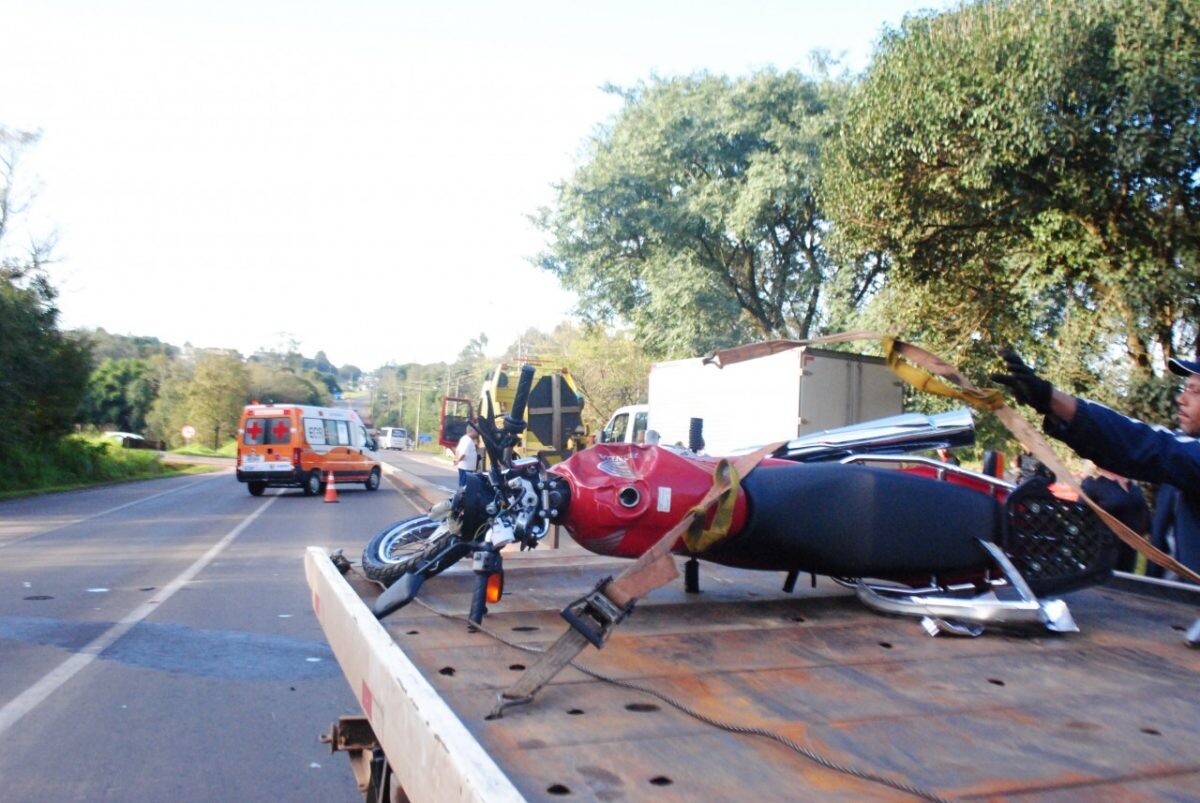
[855,540,1078,635]
[778,408,976,463]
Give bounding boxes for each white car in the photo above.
[378,427,411,450]
[103,431,145,442]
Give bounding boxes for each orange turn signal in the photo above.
[486,572,504,604]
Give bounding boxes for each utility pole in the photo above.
[398,383,436,450]
[415,391,422,449]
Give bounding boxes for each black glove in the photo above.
[991,349,1053,415]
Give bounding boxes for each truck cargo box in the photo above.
[645,346,904,453]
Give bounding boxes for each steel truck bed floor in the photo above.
[305,542,1200,801]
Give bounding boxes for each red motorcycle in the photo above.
[362,364,1114,637]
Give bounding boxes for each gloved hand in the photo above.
[991,349,1054,415]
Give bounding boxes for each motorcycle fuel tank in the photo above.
[550,444,753,558]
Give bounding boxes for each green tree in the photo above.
[458,332,489,363]
[145,361,190,445]
[148,352,249,448]
[80,328,178,362]
[338,363,362,387]
[245,361,331,406]
[0,126,91,457]
[371,363,447,440]
[188,353,248,449]
[824,0,1199,419]
[537,71,853,359]
[80,358,157,432]
[540,323,651,432]
[313,350,335,374]
[307,349,342,396]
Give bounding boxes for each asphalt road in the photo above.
[0,452,452,802]
[377,447,458,497]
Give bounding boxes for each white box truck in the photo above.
[602,346,904,453]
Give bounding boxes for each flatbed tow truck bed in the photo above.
[305,539,1200,801]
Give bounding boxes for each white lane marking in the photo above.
[0,476,219,549]
[381,461,455,494]
[381,463,457,502]
[0,495,278,737]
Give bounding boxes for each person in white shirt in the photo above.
[455,425,479,486]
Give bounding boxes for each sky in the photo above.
[2,0,954,371]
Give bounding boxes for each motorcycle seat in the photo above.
[701,462,1001,577]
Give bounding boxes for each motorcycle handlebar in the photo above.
[503,364,535,434]
[472,364,536,477]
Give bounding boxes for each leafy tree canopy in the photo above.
[80,358,157,433]
[147,351,249,448]
[538,323,651,432]
[370,361,451,436]
[824,0,1199,423]
[189,352,249,449]
[0,126,91,453]
[246,362,332,407]
[80,328,178,363]
[537,71,857,359]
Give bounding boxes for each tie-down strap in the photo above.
[491,439,785,717]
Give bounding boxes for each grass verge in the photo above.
[0,435,226,500]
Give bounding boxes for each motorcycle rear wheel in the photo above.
[361,514,457,586]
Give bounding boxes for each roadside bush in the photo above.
[0,435,175,495]
[53,435,110,478]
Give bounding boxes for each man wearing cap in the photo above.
[993,350,1200,578]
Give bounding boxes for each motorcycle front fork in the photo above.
[469,545,504,626]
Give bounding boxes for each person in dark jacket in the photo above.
[993,350,1200,579]
[1147,484,1181,578]
[1081,466,1151,573]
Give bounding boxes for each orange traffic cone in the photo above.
[324,471,339,503]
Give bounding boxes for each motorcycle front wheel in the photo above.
[361,514,458,586]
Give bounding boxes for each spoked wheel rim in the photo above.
[371,517,442,565]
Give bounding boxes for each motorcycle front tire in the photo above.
[361,514,458,586]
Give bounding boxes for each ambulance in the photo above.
[236,403,381,496]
